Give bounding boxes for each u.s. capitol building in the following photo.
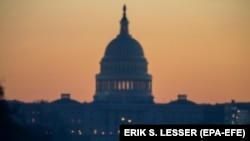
[6,5,250,141]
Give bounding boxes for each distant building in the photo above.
[7,5,250,141]
[225,100,250,124]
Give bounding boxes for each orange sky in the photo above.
[0,0,250,104]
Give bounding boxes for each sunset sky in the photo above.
[0,0,250,104]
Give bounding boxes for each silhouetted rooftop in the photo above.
[51,99,80,105]
[167,94,197,106]
[51,93,80,105]
[168,99,197,106]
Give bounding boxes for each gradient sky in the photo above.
[0,0,250,104]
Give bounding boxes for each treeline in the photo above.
[0,85,52,141]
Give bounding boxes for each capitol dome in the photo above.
[102,5,146,62]
[103,33,145,61]
[93,5,153,104]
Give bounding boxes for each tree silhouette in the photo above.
[0,84,52,141]
[0,84,4,100]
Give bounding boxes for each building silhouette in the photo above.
[4,5,250,141]
[94,5,153,104]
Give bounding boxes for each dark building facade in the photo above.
[4,5,250,141]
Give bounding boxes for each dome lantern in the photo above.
[120,4,129,36]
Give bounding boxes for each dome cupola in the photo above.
[103,5,145,61]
